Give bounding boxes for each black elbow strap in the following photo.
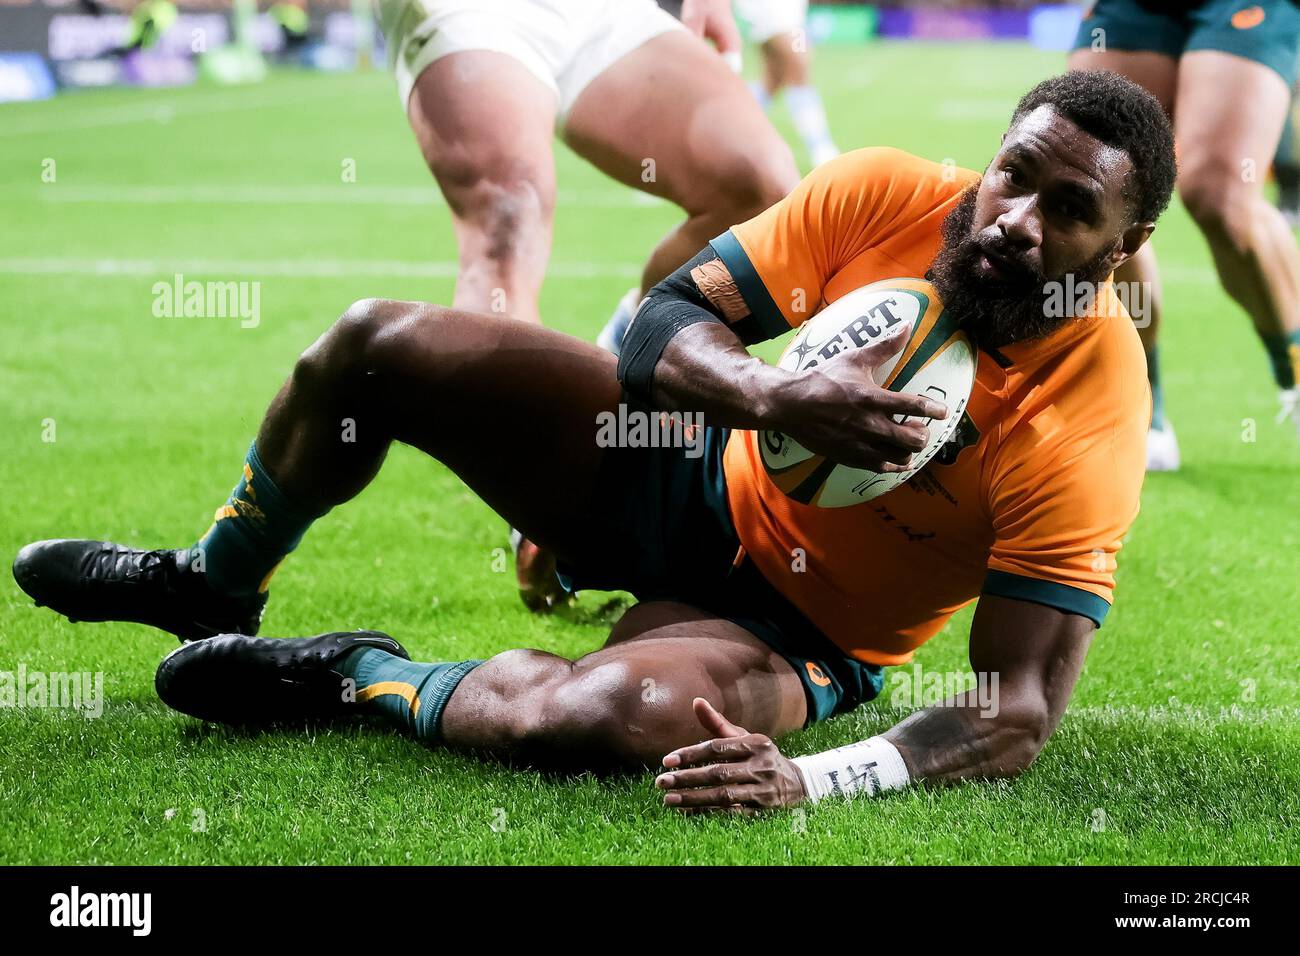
[616,295,723,402]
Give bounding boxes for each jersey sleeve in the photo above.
[982,397,1147,627]
[707,147,947,342]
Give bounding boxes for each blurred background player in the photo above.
[269,0,311,61]
[735,0,840,168]
[103,0,178,57]
[1071,0,1300,471]
[375,0,799,607]
[1273,66,1300,226]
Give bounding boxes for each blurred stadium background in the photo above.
[0,1,1086,103]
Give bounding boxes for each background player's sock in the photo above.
[1261,331,1300,390]
[192,442,328,598]
[1274,105,1300,216]
[1146,345,1167,430]
[748,80,772,111]
[783,84,838,166]
[1276,165,1300,215]
[338,647,482,742]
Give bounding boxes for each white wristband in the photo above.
[792,736,911,803]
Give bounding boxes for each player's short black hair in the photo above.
[1009,70,1177,225]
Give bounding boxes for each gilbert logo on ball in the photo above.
[759,277,975,508]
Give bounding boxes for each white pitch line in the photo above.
[0,256,640,280]
[1,85,361,137]
[856,703,1298,730]
[14,183,667,208]
[1069,704,1300,727]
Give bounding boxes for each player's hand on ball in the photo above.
[656,698,806,813]
[767,328,949,474]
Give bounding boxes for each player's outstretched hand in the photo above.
[656,698,806,814]
[767,324,948,474]
[680,0,742,58]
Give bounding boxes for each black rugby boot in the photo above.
[13,539,266,641]
[155,631,410,725]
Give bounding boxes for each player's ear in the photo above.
[1110,221,1154,270]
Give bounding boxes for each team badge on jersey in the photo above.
[932,410,981,467]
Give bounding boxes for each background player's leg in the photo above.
[1118,242,1180,468]
[255,299,622,565]
[1068,48,1180,466]
[1273,83,1300,224]
[1174,51,1300,419]
[405,55,567,605]
[406,52,558,325]
[760,33,839,168]
[563,28,799,298]
[436,601,809,768]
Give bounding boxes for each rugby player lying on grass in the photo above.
[14,71,1175,812]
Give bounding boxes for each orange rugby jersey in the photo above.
[708,147,1150,666]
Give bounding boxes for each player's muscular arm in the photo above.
[656,596,1094,811]
[619,250,945,473]
[885,596,1095,782]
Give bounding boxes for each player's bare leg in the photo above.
[405,52,568,603]
[1174,51,1300,432]
[406,52,558,326]
[1116,244,1179,470]
[255,300,620,554]
[152,598,809,770]
[439,601,807,768]
[756,31,839,168]
[14,301,621,637]
[567,27,799,350]
[40,297,807,768]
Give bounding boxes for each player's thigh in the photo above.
[582,600,809,739]
[406,51,559,225]
[1175,50,1291,192]
[370,303,622,559]
[1066,48,1178,113]
[563,29,798,215]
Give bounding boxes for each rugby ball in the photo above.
[758,277,975,508]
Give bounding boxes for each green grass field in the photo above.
[1,42,1297,865]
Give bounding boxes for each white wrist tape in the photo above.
[792,736,911,803]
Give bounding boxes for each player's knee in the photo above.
[525,662,692,768]
[443,169,555,271]
[683,142,798,224]
[294,298,434,387]
[1178,168,1254,252]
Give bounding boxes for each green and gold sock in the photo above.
[1262,331,1300,390]
[338,647,482,742]
[1146,345,1167,430]
[192,442,327,598]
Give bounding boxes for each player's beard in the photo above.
[927,185,1115,350]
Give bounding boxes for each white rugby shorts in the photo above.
[377,0,685,127]
[734,0,808,46]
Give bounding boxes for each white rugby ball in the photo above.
[758,277,975,508]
